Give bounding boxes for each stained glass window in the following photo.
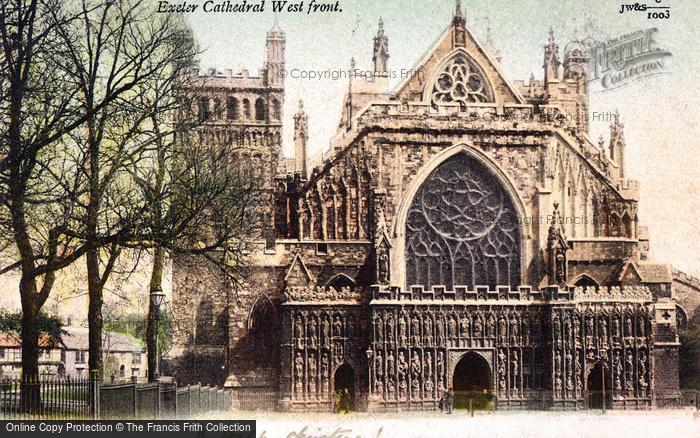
[405,154,520,289]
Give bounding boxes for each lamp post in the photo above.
[149,287,166,382]
[366,348,373,398]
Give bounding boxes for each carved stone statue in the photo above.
[333,315,343,338]
[599,318,608,347]
[295,316,305,349]
[487,314,495,338]
[308,317,318,349]
[585,315,594,347]
[511,351,519,387]
[437,351,445,381]
[374,316,384,344]
[510,315,519,344]
[321,316,331,347]
[411,315,421,345]
[612,316,621,339]
[387,350,396,376]
[436,316,446,346]
[423,315,433,347]
[399,314,408,347]
[410,351,421,378]
[398,351,408,378]
[460,314,471,338]
[386,316,395,345]
[625,316,633,337]
[553,315,561,342]
[378,248,390,283]
[474,313,483,339]
[375,350,384,378]
[448,315,457,339]
[498,316,507,343]
[425,351,433,377]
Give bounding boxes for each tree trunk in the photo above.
[86,248,104,381]
[19,279,41,413]
[147,246,165,382]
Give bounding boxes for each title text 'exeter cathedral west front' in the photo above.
[171,5,687,411]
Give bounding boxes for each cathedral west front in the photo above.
[170,4,684,412]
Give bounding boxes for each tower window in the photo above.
[255,97,267,121]
[227,96,239,119]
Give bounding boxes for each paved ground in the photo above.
[207,409,700,438]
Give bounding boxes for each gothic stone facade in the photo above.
[171,9,683,411]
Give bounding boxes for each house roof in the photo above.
[637,264,673,284]
[0,333,61,348]
[60,327,143,353]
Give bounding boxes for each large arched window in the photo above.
[405,153,520,289]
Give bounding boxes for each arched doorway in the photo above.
[587,362,611,410]
[247,295,277,366]
[333,364,355,411]
[453,352,492,410]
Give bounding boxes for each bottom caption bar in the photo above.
[1,420,256,437]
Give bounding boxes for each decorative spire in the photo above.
[294,99,308,178]
[609,110,625,178]
[483,16,502,65]
[548,202,565,238]
[453,0,465,27]
[543,26,561,82]
[547,202,568,285]
[373,17,389,75]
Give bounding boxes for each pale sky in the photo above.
[187,0,700,277]
[2,0,699,317]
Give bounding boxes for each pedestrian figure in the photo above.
[438,390,447,412]
[334,390,342,413]
[341,388,352,413]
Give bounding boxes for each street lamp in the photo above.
[150,287,166,381]
[366,348,374,398]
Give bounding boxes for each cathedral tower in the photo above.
[265,19,286,87]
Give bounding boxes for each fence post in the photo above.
[132,376,138,418]
[188,384,192,417]
[156,379,161,418]
[90,370,100,420]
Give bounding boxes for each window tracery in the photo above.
[405,154,520,289]
[430,54,494,108]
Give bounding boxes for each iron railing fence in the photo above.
[0,376,91,420]
[0,376,231,420]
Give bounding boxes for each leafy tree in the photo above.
[0,311,65,341]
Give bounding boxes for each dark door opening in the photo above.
[453,352,492,410]
[333,364,355,412]
[587,362,611,410]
